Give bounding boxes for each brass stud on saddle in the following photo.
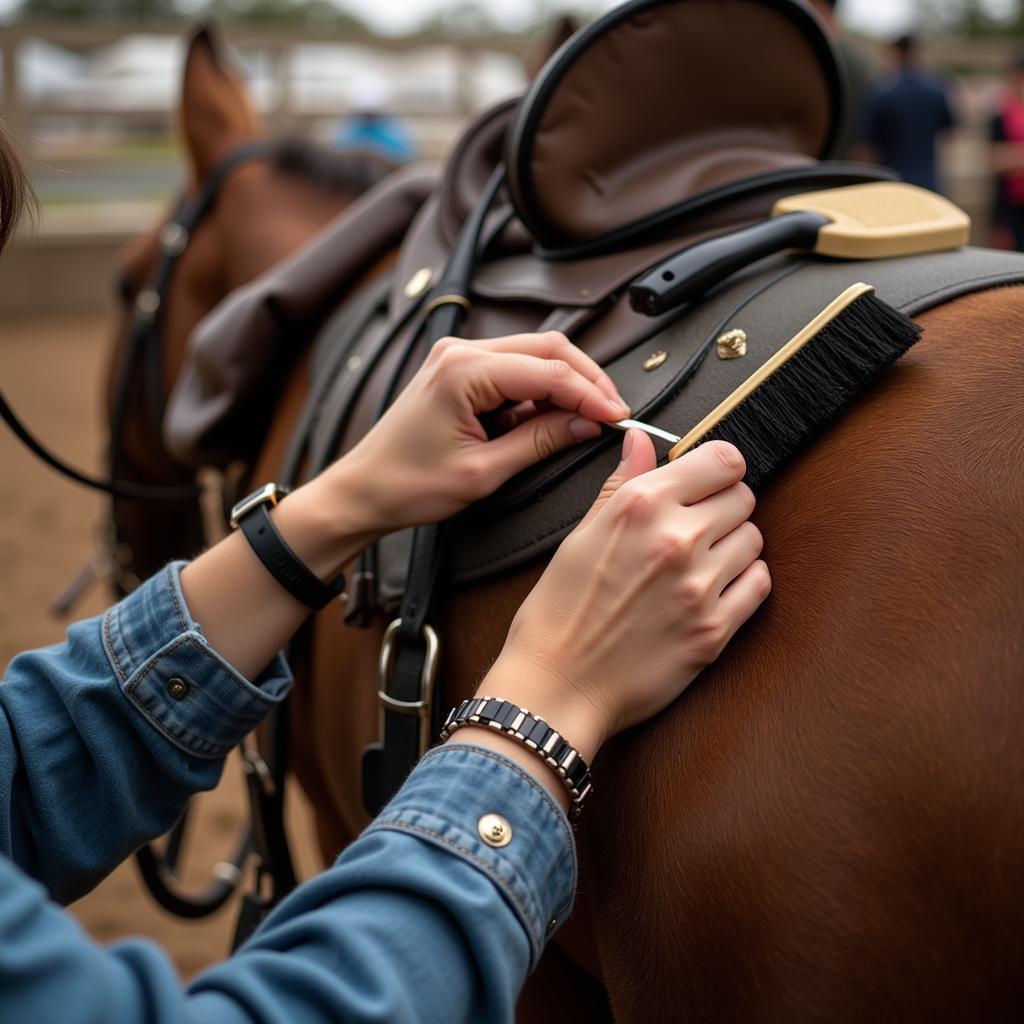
[643,349,668,371]
[404,267,434,299]
[716,328,748,359]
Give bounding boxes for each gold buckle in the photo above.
[424,293,472,316]
[377,618,441,758]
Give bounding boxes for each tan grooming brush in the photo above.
[607,283,922,487]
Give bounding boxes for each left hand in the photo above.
[332,331,629,534]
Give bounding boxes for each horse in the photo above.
[136,4,1024,1019]
[106,25,397,593]
[242,277,1024,1023]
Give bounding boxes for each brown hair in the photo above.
[0,122,31,257]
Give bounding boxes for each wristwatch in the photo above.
[229,483,346,610]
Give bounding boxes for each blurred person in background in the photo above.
[988,51,1024,251]
[333,77,417,164]
[863,34,956,193]
[808,0,873,160]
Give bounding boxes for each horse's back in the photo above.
[587,284,1024,1022]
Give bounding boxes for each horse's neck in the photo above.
[587,284,1024,1023]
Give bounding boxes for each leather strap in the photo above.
[362,167,507,815]
[239,503,346,610]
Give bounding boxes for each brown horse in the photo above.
[248,273,1024,1024]
[119,16,1024,1024]
[108,26,395,590]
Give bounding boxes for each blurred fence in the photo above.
[0,20,532,316]
[1,20,531,142]
[1,23,1021,317]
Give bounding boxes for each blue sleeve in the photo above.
[0,563,291,903]
[0,744,577,1024]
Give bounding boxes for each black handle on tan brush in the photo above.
[629,210,832,316]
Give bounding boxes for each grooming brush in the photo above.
[613,283,921,488]
[629,182,969,317]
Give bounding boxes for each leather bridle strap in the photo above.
[0,391,201,501]
[110,141,273,457]
[362,167,506,815]
[1,143,274,505]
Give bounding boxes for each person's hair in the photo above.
[0,122,32,257]
[1012,50,1024,74]
[894,34,916,59]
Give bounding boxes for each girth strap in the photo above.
[362,167,506,814]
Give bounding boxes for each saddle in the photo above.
[165,0,1024,814]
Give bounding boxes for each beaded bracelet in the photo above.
[440,696,593,817]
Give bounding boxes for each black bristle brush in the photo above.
[666,283,922,488]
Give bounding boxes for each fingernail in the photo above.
[608,397,631,418]
[621,427,635,460]
[569,416,603,440]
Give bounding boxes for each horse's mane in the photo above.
[270,137,401,198]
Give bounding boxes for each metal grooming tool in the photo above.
[608,418,682,446]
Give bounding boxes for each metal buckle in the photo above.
[229,482,287,530]
[377,617,441,758]
[240,745,276,798]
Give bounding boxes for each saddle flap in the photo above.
[370,247,1024,604]
[505,0,842,249]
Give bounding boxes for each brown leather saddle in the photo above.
[164,0,1024,815]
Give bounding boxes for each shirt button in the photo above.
[478,813,512,848]
[167,677,189,700]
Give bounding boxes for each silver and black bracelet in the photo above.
[440,696,593,817]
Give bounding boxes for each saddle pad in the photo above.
[369,245,1024,602]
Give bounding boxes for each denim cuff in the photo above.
[101,562,292,758]
[365,743,577,966]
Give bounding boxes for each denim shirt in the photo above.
[0,564,576,1023]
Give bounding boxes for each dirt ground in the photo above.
[0,311,321,979]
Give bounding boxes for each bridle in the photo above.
[1,141,273,506]
[109,141,273,489]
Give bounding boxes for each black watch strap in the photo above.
[237,501,346,611]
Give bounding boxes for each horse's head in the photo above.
[107,24,397,590]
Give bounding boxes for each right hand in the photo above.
[483,431,771,762]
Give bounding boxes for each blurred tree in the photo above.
[19,0,182,18]
[915,0,1024,37]
[416,1,503,35]
[18,0,371,28]
[415,0,598,37]
[201,0,369,29]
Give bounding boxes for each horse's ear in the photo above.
[180,22,263,184]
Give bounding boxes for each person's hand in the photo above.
[329,331,629,535]
[471,431,771,769]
